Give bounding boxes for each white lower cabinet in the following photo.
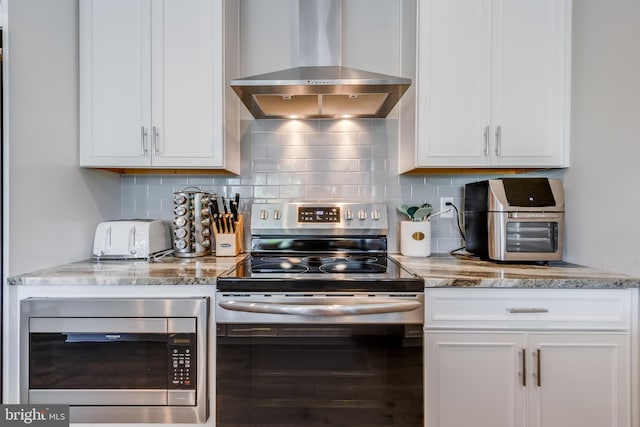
[424,289,632,427]
[425,332,526,427]
[527,333,629,427]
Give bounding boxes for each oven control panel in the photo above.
[298,206,340,223]
[168,334,196,389]
[251,202,388,234]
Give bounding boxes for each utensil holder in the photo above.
[400,221,431,257]
[213,214,244,256]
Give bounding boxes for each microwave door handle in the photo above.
[62,333,168,343]
[218,300,422,316]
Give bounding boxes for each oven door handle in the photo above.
[218,299,422,316]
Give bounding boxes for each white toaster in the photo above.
[93,220,172,260]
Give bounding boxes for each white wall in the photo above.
[564,0,640,276]
[4,0,120,276]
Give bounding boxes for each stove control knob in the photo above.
[345,209,354,221]
[371,210,381,220]
[273,209,281,220]
[260,209,268,220]
[357,209,367,221]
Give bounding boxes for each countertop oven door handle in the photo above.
[218,300,422,316]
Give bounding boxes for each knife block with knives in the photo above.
[211,193,244,256]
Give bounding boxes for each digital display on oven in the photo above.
[298,206,340,223]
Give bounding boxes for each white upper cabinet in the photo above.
[79,0,240,172]
[399,0,572,172]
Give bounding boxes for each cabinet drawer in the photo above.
[425,288,631,331]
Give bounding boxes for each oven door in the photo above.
[216,292,424,427]
[489,211,564,261]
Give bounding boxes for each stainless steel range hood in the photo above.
[230,0,411,120]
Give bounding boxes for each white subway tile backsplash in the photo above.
[332,159,359,172]
[279,159,306,172]
[280,133,306,146]
[252,159,279,173]
[332,132,358,146]
[254,185,279,199]
[279,185,305,199]
[121,118,562,254]
[306,133,332,146]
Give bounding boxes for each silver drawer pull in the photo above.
[507,307,549,314]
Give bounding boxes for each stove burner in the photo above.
[318,260,387,273]
[251,261,310,274]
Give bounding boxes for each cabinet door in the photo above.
[490,0,571,166]
[416,0,492,167]
[425,332,526,427]
[150,0,225,168]
[527,333,630,427]
[80,0,152,167]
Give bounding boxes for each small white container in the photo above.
[400,221,431,257]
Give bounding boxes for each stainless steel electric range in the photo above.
[215,202,424,427]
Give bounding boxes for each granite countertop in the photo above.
[7,255,246,286]
[395,254,640,289]
[8,253,640,289]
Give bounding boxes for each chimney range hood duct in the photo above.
[230,0,411,119]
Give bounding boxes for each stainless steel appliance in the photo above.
[216,202,424,426]
[230,0,411,119]
[20,297,209,424]
[173,187,213,257]
[464,178,565,262]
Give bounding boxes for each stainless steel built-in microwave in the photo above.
[20,297,209,424]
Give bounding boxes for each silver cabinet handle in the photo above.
[152,126,160,156]
[520,347,527,387]
[218,299,422,316]
[533,347,542,387]
[495,125,502,155]
[507,308,549,314]
[141,126,148,155]
[483,125,490,155]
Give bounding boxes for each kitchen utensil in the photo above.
[397,204,410,218]
[412,206,433,221]
[232,193,240,221]
[216,194,225,216]
[406,206,419,219]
